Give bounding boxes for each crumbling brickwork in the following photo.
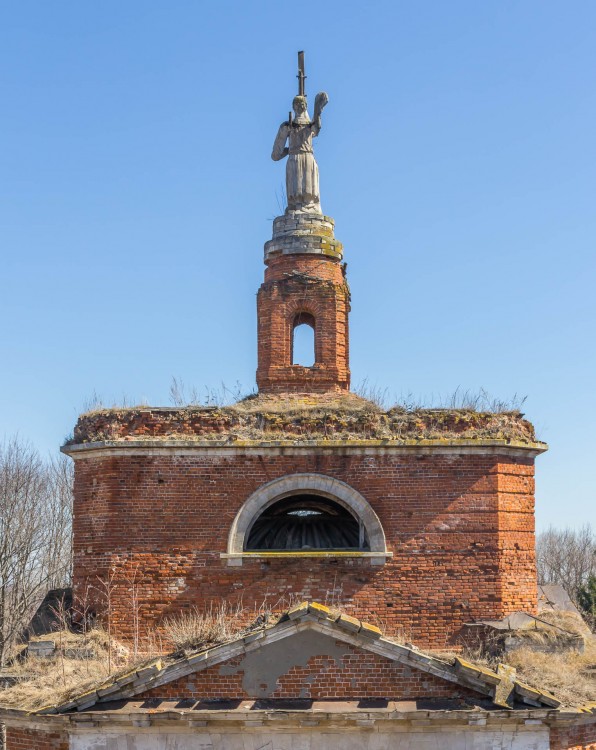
[65,194,543,652]
[70,401,538,444]
[140,641,482,701]
[70,448,538,648]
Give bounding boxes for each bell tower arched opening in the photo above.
[291,312,316,366]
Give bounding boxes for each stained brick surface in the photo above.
[72,450,537,647]
[140,641,482,701]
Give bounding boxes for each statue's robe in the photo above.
[272,119,321,212]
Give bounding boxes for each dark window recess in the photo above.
[245,494,369,551]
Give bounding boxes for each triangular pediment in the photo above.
[46,602,560,714]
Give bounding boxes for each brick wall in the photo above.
[140,641,482,701]
[5,727,68,750]
[256,254,350,393]
[550,722,596,750]
[71,449,537,648]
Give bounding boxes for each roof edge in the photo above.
[61,438,548,459]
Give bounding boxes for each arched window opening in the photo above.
[245,494,370,551]
[292,313,315,366]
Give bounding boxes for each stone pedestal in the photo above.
[264,212,343,260]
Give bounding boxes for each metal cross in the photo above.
[297,50,306,97]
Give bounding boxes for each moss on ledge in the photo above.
[67,392,540,446]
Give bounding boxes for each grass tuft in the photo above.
[162,602,252,653]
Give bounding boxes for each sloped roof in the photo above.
[538,584,584,619]
[42,602,560,715]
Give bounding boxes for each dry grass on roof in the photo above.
[433,610,596,708]
[3,605,592,711]
[72,392,538,445]
[503,611,596,707]
[535,608,593,637]
[506,640,596,707]
[0,628,131,711]
[227,402,535,443]
[232,391,378,414]
[0,603,275,711]
[162,601,273,654]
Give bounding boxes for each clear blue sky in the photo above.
[1,1,594,530]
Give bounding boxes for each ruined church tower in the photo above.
[62,55,546,649]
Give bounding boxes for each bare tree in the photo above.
[44,453,73,589]
[536,524,596,604]
[0,438,73,666]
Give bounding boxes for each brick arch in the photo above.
[286,297,325,318]
[292,310,316,329]
[286,300,323,340]
[227,473,387,555]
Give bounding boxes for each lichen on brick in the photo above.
[69,392,540,446]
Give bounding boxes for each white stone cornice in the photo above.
[61,439,548,460]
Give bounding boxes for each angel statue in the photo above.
[271,91,329,214]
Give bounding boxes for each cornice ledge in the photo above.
[61,438,548,458]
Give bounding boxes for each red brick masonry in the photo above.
[5,727,68,750]
[550,722,596,750]
[256,254,350,393]
[71,449,538,648]
[140,640,482,702]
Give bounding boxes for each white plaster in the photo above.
[62,442,547,461]
[70,726,550,750]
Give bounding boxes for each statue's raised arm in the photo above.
[270,52,328,214]
[313,91,329,132]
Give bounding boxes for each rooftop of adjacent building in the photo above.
[0,600,594,715]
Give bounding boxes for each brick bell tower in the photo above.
[256,53,350,394]
[63,51,545,652]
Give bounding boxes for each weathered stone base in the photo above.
[264,212,343,260]
[68,725,549,750]
[4,710,596,750]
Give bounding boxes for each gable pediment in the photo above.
[46,602,560,714]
